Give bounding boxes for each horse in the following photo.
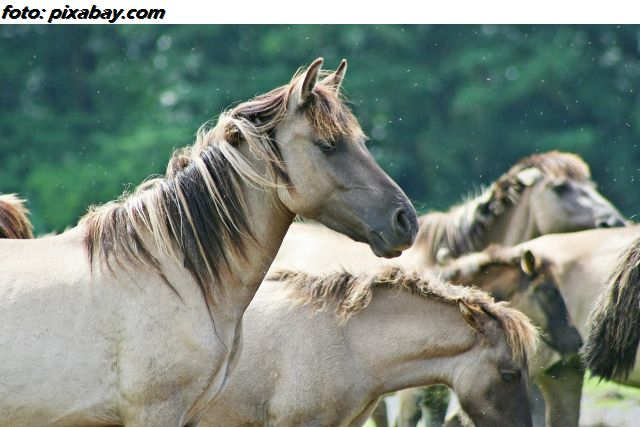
[200,267,538,427]
[432,245,585,427]
[442,226,640,427]
[0,193,33,239]
[417,150,626,265]
[268,150,625,427]
[584,230,640,383]
[0,58,418,426]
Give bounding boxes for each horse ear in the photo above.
[520,250,537,276]
[458,300,487,333]
[297,57,324,105]
[321,59,348,93]
[436,247,452,265]
[516,167,543,186]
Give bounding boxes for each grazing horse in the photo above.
[0,59,418,426]
[0,194,33,239]
[435,246,584,427]
[200,267,537,427]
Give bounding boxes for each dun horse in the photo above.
[0,59,418,426]
[0,194,33,239]
[200,267,537,427]
[418,151,626,265]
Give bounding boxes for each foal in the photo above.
[201,267,537,427]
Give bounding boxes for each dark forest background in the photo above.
[1,25,639,233]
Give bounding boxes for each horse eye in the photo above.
[315,140,336,152]
[552,182,571,194]
[500,371,519,383]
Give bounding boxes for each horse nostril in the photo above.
[392,208,412,236]
[596,220,610,228]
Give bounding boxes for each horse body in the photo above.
[201,268,536,427]
[0,59,418,426]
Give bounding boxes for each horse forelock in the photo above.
[417,151,592,263]
[0,194,34,239]
[81,65,358,309]
[270,266,538,364]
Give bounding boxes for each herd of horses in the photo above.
[0,58,639,427]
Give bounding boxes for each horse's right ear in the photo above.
[458,300,487,333]
[520,250,537,276]
[296,57,324,106]
[321,59,347,93]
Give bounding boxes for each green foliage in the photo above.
[1,25,639,233]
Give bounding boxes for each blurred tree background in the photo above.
[1,25,639,233]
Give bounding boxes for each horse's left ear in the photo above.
[516,167,543,186]
[321,59,348,93]
[458,300,488,334]
[297,57,324,105]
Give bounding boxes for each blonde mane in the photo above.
[270,266,538,365]
[0,194,34,239]
[416,151,591,263]
[81,65,361,307]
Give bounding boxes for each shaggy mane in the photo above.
[81,64,361,308]
[270,266,538,365]
[0,194,34,239]
[416,151,591,264]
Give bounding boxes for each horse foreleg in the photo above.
[535,356,584,427]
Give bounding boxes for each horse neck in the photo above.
[207,147,295,320]
[483,187,538,247]
[344,289,477,395]
[225,181,295,311]
[147,146,295,324]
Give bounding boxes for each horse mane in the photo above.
[270,266,538,365]
[416,151,592,264]
[81,65,361,307]
[584,237,640,380]
[0,194,34,239]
